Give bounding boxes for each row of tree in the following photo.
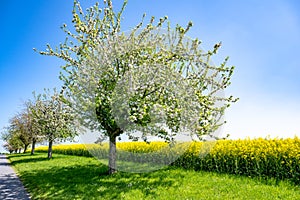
[1,89,77,158]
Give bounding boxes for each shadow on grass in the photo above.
[0,173,31,200]
[8,153,61,165]
[7,153,31,158]
[14,155,178,199]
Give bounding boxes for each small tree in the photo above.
[38,0,238,174]
[1,126,24,153]
[31,89,78,158]
[1,102,45,155]
[4,114,32,153]
[13,114,32,153]
[3,143,15,154]
[25,100,45,155]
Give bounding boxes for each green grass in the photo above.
[8,153,300,200]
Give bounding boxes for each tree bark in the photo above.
[23,144,29,153]
[48,139,53,159]
[108,134,117,174]
[31,139,36,155]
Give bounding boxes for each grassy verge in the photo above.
[8,153,300,200]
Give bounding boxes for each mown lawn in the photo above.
[8,153,300,200]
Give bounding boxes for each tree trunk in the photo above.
[108,135,117,174]
[48,139,53,159]
[23,144,29,153]
[31,139,36,155]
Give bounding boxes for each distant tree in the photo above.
[1,102,45,154]
[1,126,24,153]
[37,0,238,174]
[3,114,31,153]
[31,89,78,158]
[25,100,45,155]
[11,114,31,153]
[3,143,15,154]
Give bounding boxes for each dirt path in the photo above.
[0,154,31,200]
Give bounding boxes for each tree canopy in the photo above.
[1,90,78,157]
[30,89,78,158]
[38,0,238,174]
[1,109,33,154]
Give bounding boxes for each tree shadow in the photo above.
[0,173,31,200]
[0,162,9,166]
[16,157,179,199]
[8,153,66,165]
[10,157,52,165]
[5,153,28,158]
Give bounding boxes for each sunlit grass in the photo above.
[9,153,300,200]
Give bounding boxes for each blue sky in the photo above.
[1,0,300,152]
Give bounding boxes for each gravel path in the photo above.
[0,154,31,200]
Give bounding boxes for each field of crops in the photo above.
[34,137,300,185]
